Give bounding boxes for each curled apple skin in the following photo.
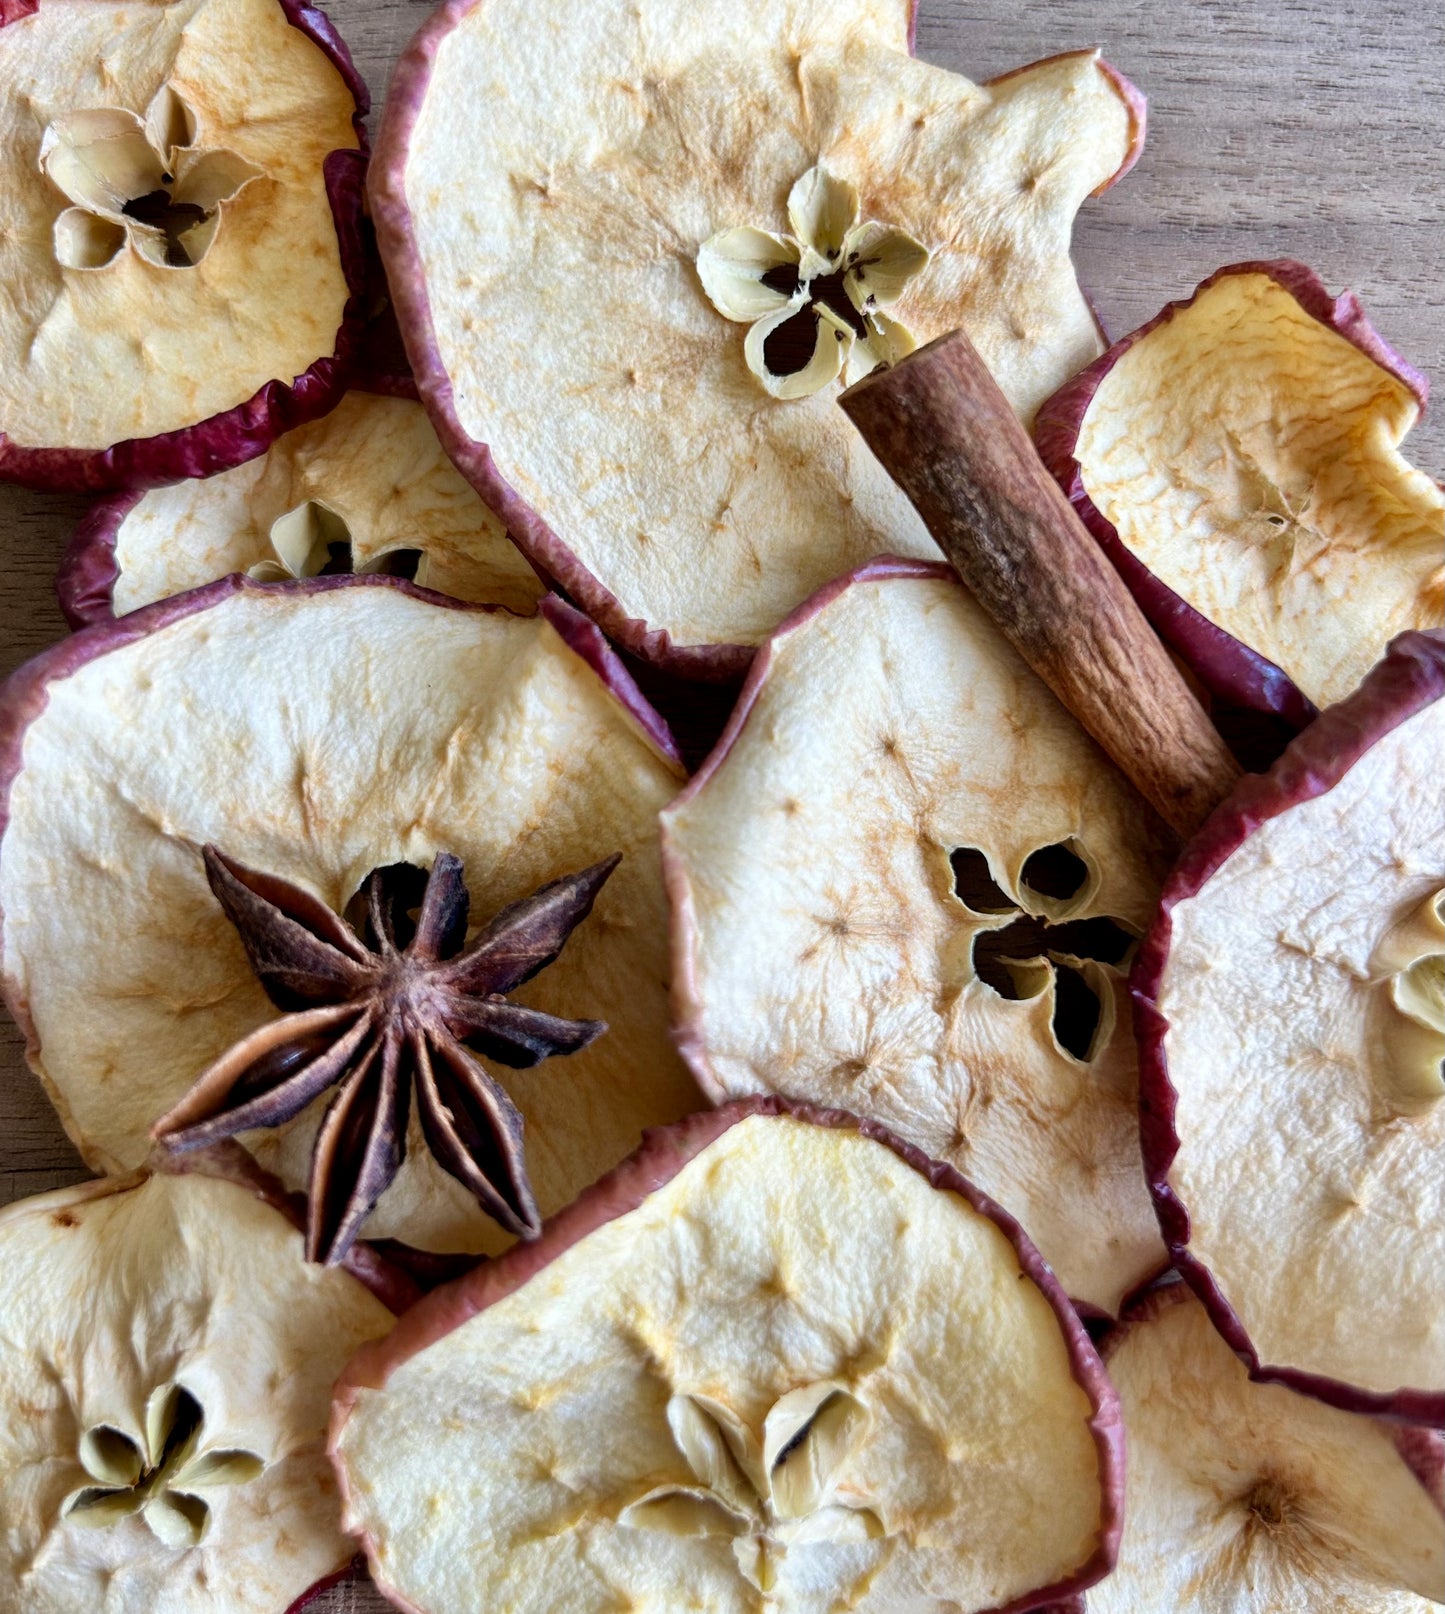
[1035,259,1434,739]
[1133,629,1445,1426]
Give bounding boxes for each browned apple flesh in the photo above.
[0,0,366,488]
[1038,263,1442,715]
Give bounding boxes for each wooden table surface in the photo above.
[0,2,1438,1608]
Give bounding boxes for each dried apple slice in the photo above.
[0,577,701,1259]
[331,1101,1124,1614]
[1134,629,1445,1422]
[57,385,543,626]
[0,0,369,492]
[1036,261,1444,717]
[0,1158,399,1614]
[661,560,1175,1315]
[373,0,1144,671]
[1090,1284,1444,1612]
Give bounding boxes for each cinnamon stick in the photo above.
[840,330,1239,838]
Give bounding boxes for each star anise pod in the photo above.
[153,846,620,1266]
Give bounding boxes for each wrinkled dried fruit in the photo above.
[0,1164,396,1613]
[0,578,699,1258]
[372,0,1143,669]
[1036,261,1444,716]
[663,560,1173,1314]
[696,165,929,399]
[616,1380,885,1579]
[331,1102,1124,1614]
[1135,630,1445,1422]
[64,1381,264,1546]
[0,0,368,490]
[40,84,262,270]
[155,848,618,1266]
[1090,1285,1444,1612]
[58,388,543,626]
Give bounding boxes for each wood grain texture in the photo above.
[0,3,1438,1609]
[842,330,1241,835]
[917,0,1444,470]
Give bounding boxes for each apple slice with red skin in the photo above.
[1034,261,1441,727]
[661,559,1174,1319]
[1088,1283,1444,1612]
[56,380,543,627]
[0,1155,405,1614]
[331,1099,1124,1614]
[835,327,1441,1424]
[0,575,699,1264]
[0,0,369,492]
[282,1559,380,1614]
[371,0,1145,676]
[1134,629,1445,1424]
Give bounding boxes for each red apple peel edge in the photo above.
[0,0,371,493]
[1032,259,1429,729]
[0,577,680,1229]
[54,370,424,630]
[365,0,1146,680]
[329,1095,1127,1614]
[1131,628,1445,1426]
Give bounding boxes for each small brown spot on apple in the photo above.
[1242,1476,1293,1531]
[756,1265,791,1302]
[51,1209,79,1229]
[932,983,962,1016]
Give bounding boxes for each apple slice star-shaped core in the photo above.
[330,1103,1124,1614]
[0,1164,397,1614]
[662,561,1174,1315]
[372,0,1144,670]
[1037,261,1443,717]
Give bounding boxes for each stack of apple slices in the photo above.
[0,0,1440,1610]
